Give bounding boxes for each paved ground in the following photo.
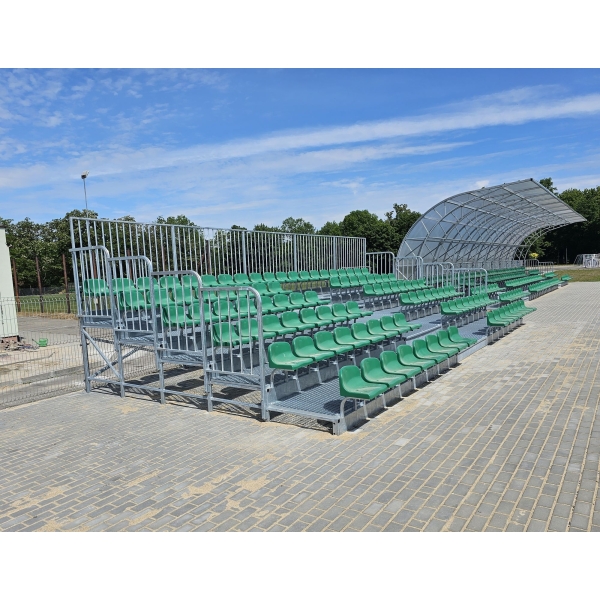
[1,283,599,532]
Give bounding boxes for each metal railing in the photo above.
[70,217,367,276]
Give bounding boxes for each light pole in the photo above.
[81,171,90,215]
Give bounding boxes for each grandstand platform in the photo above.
[1,282,598,532]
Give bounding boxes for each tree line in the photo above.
[1,178,599,290]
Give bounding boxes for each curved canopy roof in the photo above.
[398,179,586,265]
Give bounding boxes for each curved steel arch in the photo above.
[398,179,586,267]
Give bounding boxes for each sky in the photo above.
[1,68,600,228]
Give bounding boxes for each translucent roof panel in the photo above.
[398,179,586,265]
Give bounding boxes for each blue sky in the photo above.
[1,68,600,227]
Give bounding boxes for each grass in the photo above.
[551,268,600,282]
[16,293,77,316]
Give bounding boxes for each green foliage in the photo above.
[156,215,196,226]
[385,203,421,244]
[337,210,398,252]
[280,217,316,235]
[539,177,558,195]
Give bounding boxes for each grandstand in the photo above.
[70,179,586,435]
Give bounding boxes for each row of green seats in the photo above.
[268,317,422,378]
[561,275,572,282]
[331,274,428,291]
[471,284,501,295]
[338,328,478,400]
[398,287,460,307]
[528,278,560,293]
[487,301,535,328]
[201,268,369,287]
[440,293,494,317]
[504,275,544,289]
[544,272,555,278]
[498,289,528,303]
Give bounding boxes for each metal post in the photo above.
[333,237,338,270]
[242,230,247,274]
[62,253,71,314]
[171,225,178,271]
[11,258,20,311]
[293,234,298,271]
[35,255,44,314]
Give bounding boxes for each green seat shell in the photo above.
[233,273,251,285]
[425,334,458,358]
[346,301,373,317]
[367,319,397,340]
[120,289,152,311]
[351,322,385,344]
[437,329,468,351]
[136,277,152,292]
[112,278,136,293]
[268,341,314,370]
[238,318,276,341]
[412,339,446,364]
[304,290,329,306]
[380,315,410,335]
[262,314,296,336]
[361,357,406,388]
[379,351,422,379]
[339,365,387,400]
[316,305,346,324]
[273,293,294,311]
[292,336,335,362]
[249,273,264,283]
[189,301,215,324]
[333,327,370,350]
[314,330,354,355]
[393,312,421,331]
[83,278,110,296]
[289,291,310,309]
[212,322,248,346]
[397,344,436,370]
[217,274,235,286]
[300,307,332,328]
[280,311,313,332]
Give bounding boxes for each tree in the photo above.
[318,221,342,237]
[156,215,196,226]
[385,203,421,245]
[539,177,557,195]
[280,217,316,235]
[338,210,398,253]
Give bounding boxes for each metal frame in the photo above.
[398,179,586,267]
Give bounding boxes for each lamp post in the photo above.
[81,171,90,215]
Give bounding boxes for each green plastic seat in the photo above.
[292,336,335,362]
[333,327,370,350]
[83,278,110,296]
[238,318,276,341]
[162,304,201,328]
[112,278,136,293]
[425,334,458,358]
[413,339,447,364]
[263,272,277,283]
[289,291,310,309]
[367,319,397,340]
[253,282,273,297]
[380,315,410,335]
[233,273,252,285]
[300,307,332,328]
[188,301,215,324]
[212,300,239,320]
[217,274,235,286]
[273,293,294,311]
[437,329,469,351]
[316,305,346,324]
[298,270,312,282]
[397,344,436,370]
[304,290,329,306]
[309,269,322,281]
[120,289,152,311]
[346,301,373,317]
[268,341,314,370]
[281,311,313,332]
[250,273,264,283]
[314,330,353,355]
[259,296,280,314]
[351,322,385,344]
[380,350,422,379]
[237,296,258,317]
[201,274,218,287]
[319,269,330,279]
[393,312,421,331]
[159,275,180,290]
[361,357,406,388]
[212,322,248,346]
[287,271,300,283]
[275,271,290,282]
[262,314,295,336]
[148,287,176,307]
[331,303,353,321]
[267,281,285,295]
[136,277,152,292]
[339,365,387,400]
[171,283,195,305]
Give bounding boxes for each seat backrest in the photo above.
[159,275,179,289]
[398,345,417,362]
[299,270,310,278]
[332,303,349,316]
[314,330,335,349]
[361,357,383,380]
[316,305,333,318]
[262,314,280,328]
[339,365,362,392]
[310,270,320,278]
[305,290,318,301]
[329,269,338,277]
[346,301,360,313]
[351,323,368,336]
[268,281,283,292]
[201,274,218,287]
[136,277,152,290]
[218,274,235,286]
[289,292,305,304]
[288,271,300,279]
[112,278,135,292]
[273,293,290,306]
[233,273,251,284]
[250,272,264,283]
[334,327,352,342]
[292,336,315,355]
[275,271,289,281]
[83,278,110,295]
[253,282,268,294]
[367,319,384,333]
[281,311,299,324]
[319,270,330,277]
[263,272,276,282]
[268,341,293,365]
[380,350,400,370]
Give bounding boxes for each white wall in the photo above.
[0,227,18,337]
